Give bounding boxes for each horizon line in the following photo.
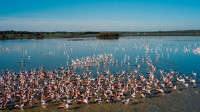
[1,29,200,33]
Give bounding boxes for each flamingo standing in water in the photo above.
[15,103,24,110]
[59,103,69,111]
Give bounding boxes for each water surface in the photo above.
[0,36,200,75]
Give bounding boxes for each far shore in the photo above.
[0,30,200,40]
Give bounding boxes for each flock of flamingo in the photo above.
[0,52,199,111]
[0,38,200,111]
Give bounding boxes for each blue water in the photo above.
[0,36,200,75]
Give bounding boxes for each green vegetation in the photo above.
[0,30,200,40]
[0,31,100,40]
[0,34,8,40]
[97,32,119,39]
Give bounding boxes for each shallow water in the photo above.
[0,36,200,74]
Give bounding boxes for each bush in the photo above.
[36,34,44,39]
[97,32,119,39]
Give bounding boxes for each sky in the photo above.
[0,0,200,32]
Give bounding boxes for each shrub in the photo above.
[97,32,119,39]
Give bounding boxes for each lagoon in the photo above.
[0,36,200,75]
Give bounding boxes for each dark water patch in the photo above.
[164,90,172,94]
[131,101,142,105]
[24,105,37,109]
